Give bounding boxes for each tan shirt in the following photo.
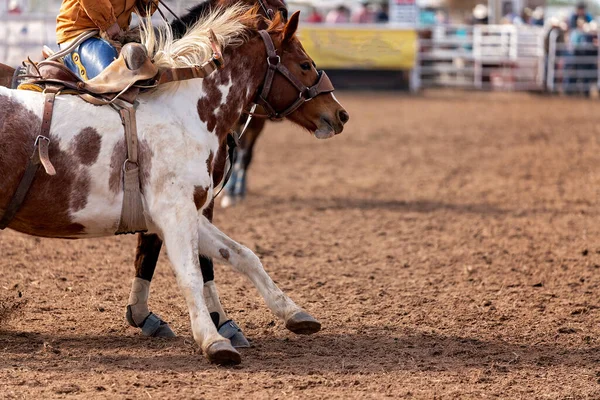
[56,0,157,44]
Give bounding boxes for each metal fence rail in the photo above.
[414,24,545,91]
[546,29,599,95]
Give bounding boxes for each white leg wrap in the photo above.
[128,277,151,326]
[203,281,228,327]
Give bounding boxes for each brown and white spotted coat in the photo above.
[0,8,348,363]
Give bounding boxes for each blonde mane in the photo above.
[140,4,256,70]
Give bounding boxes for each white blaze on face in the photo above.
[331,92,343,108]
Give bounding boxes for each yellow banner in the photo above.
[298,27,417,70]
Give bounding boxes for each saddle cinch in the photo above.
[0,30,224,235]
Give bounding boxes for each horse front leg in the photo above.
[128,232,249,346]
[197,217,321,335]
[157,205,241,365]
[201,201,250,347]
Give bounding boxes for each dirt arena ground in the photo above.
[2,91,600,399]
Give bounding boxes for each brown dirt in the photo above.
[2,91,600,399]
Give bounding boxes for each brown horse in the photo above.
[0,5,348,364]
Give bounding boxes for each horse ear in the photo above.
[283,11,300,43]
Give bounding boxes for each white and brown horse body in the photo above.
[0,6,348,364]
[0,84,219,238]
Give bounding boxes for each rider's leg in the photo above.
[62,37,118,80]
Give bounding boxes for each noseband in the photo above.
[253,30,335,121]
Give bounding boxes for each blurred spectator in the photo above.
[351,1,374,24]
[326,5,350,24]
[512,8,532,25]
[531,7,544,26]
[472,4,488,25]
[375,3,389,23]
[566,17,597,95]
[570,2,592,29]
[306,6,323,23]
[8,0,23,15]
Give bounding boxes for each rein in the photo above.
[154,0,185,26]
[257,0,275,19]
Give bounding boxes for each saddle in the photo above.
[0,31,224,234]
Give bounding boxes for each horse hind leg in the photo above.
[197,217,321,335]
[201,200,250,347]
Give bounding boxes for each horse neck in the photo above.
[194,36,267,143]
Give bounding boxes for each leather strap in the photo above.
[119,107,139,164]
[213,132,238,199]
[257,0,275,19]
[253,31,335,121]
[113,100,148,235]
[156,63,220,85]
[0,91,58,230]
[39,92,58,175]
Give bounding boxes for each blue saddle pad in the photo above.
[63,37,118,81]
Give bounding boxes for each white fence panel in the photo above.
[415,24,545,92]
[0,15,57,67]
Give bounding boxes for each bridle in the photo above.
[257,0,275,19]
[252,30,334,121]
[217,1,335,198]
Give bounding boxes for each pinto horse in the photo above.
[128,0,287,345]
[0,5,348,365]
[0,0,288,344]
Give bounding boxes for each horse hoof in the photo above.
[285,311,321,335]
[205,341,242,365]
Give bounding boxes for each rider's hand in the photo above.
[105,22,123,40]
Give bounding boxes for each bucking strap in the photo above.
[0,91,57,230]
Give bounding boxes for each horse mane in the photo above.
[140,4,286,70]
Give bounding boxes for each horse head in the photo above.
[253,11,350,139]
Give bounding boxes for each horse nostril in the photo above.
[338,110,350,124]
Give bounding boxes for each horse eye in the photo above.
[300,62,311,71]
[279,8,288,22]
